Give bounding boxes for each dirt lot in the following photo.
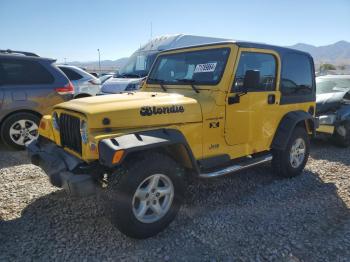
[0,140,350,261]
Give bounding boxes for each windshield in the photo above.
[316,78,350,94]
[116,51,158,78]
[148,48,230,85]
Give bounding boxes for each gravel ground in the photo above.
[0,140,350,261]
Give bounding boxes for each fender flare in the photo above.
[98,128,200,173]
[271,110,315,150]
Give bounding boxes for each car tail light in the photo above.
[88,79,100,85]
[55,82,74,95]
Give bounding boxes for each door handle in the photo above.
[267,94,276,104]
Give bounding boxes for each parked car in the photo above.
[99,74,113,84]
[28,41,316,238]
[58,65,101,98]
[100,34,228,94]
[89,72,99,78]
[316,75,350,147]
[0,50,73,149]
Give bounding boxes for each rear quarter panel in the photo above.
[0,60,72,123]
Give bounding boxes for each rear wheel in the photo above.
[1,112,40,150]
[332,122,350,148]
[102,152,185,239]
[272,126,310,178]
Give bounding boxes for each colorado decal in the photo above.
[140,105,185,116]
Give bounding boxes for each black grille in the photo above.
[59,113,82,154]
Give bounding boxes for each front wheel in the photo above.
[0,112,40,150]
[102,152,185,239]
[272,126,310,178]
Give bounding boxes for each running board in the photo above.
[199,154,273,178]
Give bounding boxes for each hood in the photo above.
[55,92,202,129]
[316,91,350,114]
[101,77,142,93]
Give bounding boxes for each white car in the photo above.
[99,74,114,84]
[58,65,101,98]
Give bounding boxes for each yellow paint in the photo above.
[39,43,315,164]
[317,125,335,134]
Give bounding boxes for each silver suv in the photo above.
[0,50,73,149]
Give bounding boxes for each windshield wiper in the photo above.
[175,79,200,93]
[148,78,167,92]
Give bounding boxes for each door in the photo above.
[225,49,282,153]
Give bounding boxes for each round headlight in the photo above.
[52,112,60,130]
[80,120,88,144]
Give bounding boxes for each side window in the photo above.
[281,53,313,95]
[59,67,82,81]
[0,59,54,85]
[232,52,276,92]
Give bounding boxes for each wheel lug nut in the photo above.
[156,192,160,197]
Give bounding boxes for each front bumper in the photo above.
[27,137,97,197]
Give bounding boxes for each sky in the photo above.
[1,0,350,63]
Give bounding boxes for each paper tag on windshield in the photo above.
[194,62,217,73]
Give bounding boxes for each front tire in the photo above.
[102,152,185,239]
[0,112,40,150]
[272,126,310,178]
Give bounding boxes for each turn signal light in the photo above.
[112,150,124,164]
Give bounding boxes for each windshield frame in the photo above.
[147,47,231,86]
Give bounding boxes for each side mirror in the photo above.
[229,70,261,105]
[243,70,260,90]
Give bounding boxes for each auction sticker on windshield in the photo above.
[194,62,217,73]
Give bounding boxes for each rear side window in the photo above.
[281,53,313,95]
[0,59,54,85]
[59,67,83,81]
[232,52,276,92]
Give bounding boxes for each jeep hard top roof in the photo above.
[159,40,313,59]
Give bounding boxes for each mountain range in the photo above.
[68,41,350,71]
[68,57,129,71]
[288,40,350,66]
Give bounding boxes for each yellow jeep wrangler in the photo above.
[28,41,317,239]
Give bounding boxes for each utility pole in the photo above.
[64,58,67,65]
[97,49,101,73]
[150,22,153,40]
